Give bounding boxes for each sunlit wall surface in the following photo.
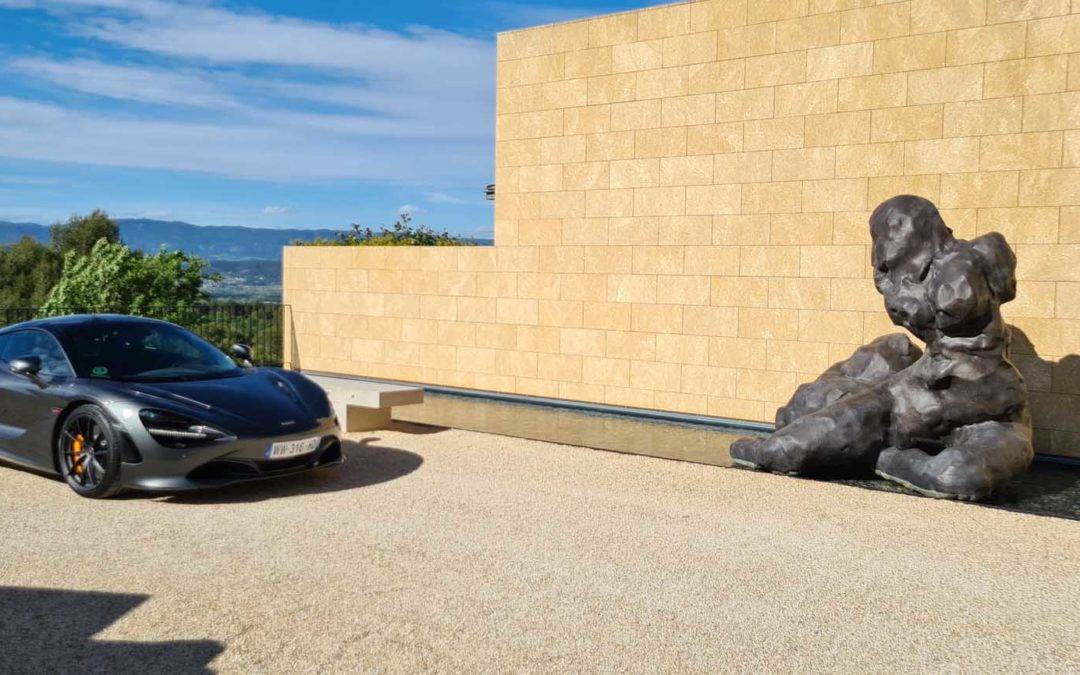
[286,0,1080,458]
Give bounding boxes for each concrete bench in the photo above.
[306,374,424,432]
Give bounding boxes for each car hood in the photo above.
[102,369,330,437]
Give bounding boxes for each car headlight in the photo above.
[139,409,235,448]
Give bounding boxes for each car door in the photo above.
[0,329,76,469]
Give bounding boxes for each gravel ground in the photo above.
[1,424,1078,673]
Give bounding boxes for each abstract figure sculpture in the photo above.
[730,195,1033,501]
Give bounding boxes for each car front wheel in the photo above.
[55,404,124,499]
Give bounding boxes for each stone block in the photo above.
[587,73,637,105]
[631,303,685,332]
[944,98,1023,137]
[742,182,803,214]
[774,80,839,117]
[744,117,805,151]
[657,275,712,305]
[981,132,1064,171]
[772,147,836,181]
[685,185,742,214]
[661,32,718,67]
[910,0,985,30]
[717,23,777,60]
[835,142,905,177]
[807,42,874,81]
[837,72,907,111]
[659,156,714,185]
[708,337,767,369]
[745,51,808,88]
[738,307,800,340]
[634,127,689,157]
[805,110,870,146]
[941,172,1020,208]
[661,93,716,127]
[870,104,943,142]
[716,88,775,122]
[908,65,985,104]
[711,277,770,307]
[985,55,1068,97]
[873,34,946,73]
[713,152,772,183]
[840,3,909,43]
[777,12,842,50]
[946,23,1028,66]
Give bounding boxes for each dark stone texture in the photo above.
[730,195,1034,501]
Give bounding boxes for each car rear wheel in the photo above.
[55,404,124,499]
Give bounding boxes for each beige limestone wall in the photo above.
[285,0,1080,458]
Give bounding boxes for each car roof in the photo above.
[0,314,175,336]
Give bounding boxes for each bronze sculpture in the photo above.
[730,195,1034,501]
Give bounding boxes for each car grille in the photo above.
[186,438,341,482]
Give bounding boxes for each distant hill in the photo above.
[206,259,282,302]
[0,221,55,242]
[0,218,493,301]
[0,219,345,261]
[0,218,493,260]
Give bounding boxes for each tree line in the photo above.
[0,210,212,321]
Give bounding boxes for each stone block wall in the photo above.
[285,0,1080,458]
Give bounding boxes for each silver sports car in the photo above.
[0,314,342,498]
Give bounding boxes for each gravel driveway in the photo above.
[1,424,1078,672]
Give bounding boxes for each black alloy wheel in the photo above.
[56,404,123,498]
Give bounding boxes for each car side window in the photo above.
[1,330,74,378]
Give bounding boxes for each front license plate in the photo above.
[266,436,320,460]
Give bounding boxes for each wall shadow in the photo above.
[386,419,449,435]
[0,587,222,673]
[1009,325,1080,459]
[155,437,423,505]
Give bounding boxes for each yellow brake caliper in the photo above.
[72,434,85,475]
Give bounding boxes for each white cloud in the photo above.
[262,205,291,215]
[397,204,426,218]
[7,57,239,109]
[0,0,496,186]
[424,191,485,206]
[0,96,490,182]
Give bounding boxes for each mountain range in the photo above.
[0,218,348,261]
[0,219,494,260]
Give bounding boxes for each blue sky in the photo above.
[0,0,644,234]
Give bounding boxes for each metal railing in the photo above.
[0,304,285,367]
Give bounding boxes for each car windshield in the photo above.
[57,320,242,382]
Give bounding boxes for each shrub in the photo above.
[297,213,468,246]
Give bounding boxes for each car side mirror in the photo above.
[231,343,254,367]
[9,355,42,377]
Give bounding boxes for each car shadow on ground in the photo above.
[150,435,424,505]
[0,586,223,673]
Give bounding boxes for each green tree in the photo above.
[0,236,63,308]
[50,209,121,257]
[298,212,468,246]
[0,209,123,309]
[41,240,216,324]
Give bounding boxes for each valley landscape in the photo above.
[0,219,492,301]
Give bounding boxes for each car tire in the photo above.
[55,404,125,499]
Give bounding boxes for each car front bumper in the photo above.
[117,416,343,491]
